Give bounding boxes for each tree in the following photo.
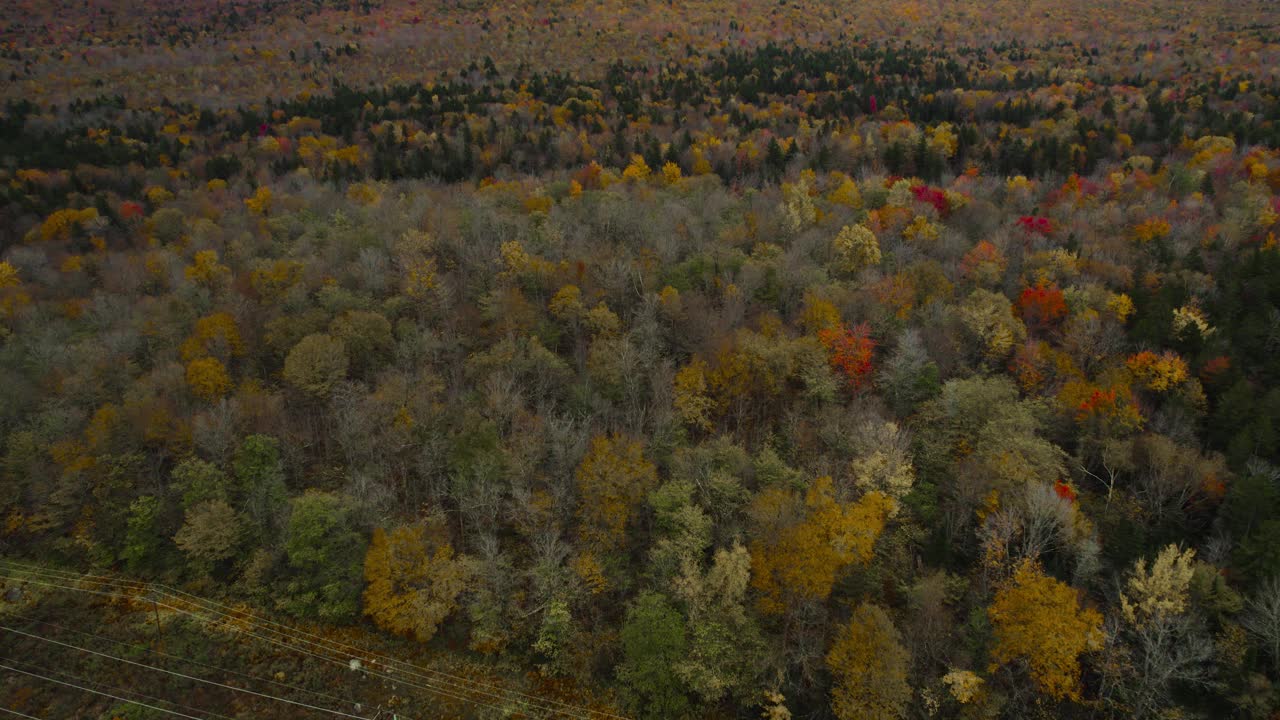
[1242,576,1280,673]
[533,598,576,676]
[363,519,473,642]
[585,302,621,337]
[0,260,29,322]
[832,224,881,274]
[549,284,586,323]
[171,457,230,510]
[184,249,230,287]
[978,483,1078,575]
[186,357,232,402]
[244,186,273,214]
[0,261,20,291]
[623,154,652,182]
[1121,545,1196,627]
[750,477,892,613]
[800,293,842,335]
[120,495,166,574]
[848,420,915,516]
[1108,545,1216,719]
[876,329,940,415]
[959,240,1007,286]
[1126,350,1189,393]
[329,310,393,377]
[174,500,243,573]
[180,312,245,362]
[576,434,658,551]
[988,559,1103,701]
[706,330,802,424]
[942,669,987,707]
[1222,468,1280,583]
[781,174,816,233]
[818,324,877,394]
[959,288,1026,362]
[1125,433,1227,527]
[1016,281,1068,333]
[662,161,682,185]
[283,333,349,397]
[826,603,912,720]
[916,376,1066,540]
[234,435,288,540]
[617,592,689,720]
[647,480,713,583]
[282,491,366,621]
[672,544,765,705]
[673,358,715,431]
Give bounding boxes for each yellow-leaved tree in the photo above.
[0,260,30,322]
[988,559,1103,701]
[1125,351,1189,393]
[800,293,842,335]
[186,357,231,402]
[363,520,474,643]
[576,434,659,551]
[749,477,891,614]
[832,224,882,274]
[959,289,1027,362]
[0,261,19,290]
[1120,545,1196,627]
[826,603,911,720]
[780,173,816,233]
[623,155,652,182]
[673,358,714,431]
[180,312,245,361]
[549,284,586,323]
[185,249,231,287]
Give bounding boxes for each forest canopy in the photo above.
[3,0,1280,718]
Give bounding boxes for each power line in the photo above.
[0,708,43,719]
[6,610,365,713]
[0,660,209,720]
[0,624,373,720]
[1,655,240,720]
[0,560,621,719]
[0,567,549,718]
[0,571,473,715]
[146,588,583,719]
[3,558,622,718]
[158,582,621,719]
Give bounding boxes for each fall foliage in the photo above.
[363,520,474,642]
[988,559,1104,700]
[576,434,659,551]
[826,603,912,720]
[3,0,1280,717]
[750,477,891,613]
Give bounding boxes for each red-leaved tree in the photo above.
[1016,281,1068,332]
[819,323,877,394]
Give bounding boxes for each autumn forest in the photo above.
[3,0,1280,718]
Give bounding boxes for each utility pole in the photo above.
[146,589,164,654]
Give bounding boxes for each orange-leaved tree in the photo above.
[576,434,659,551]
[960,240,1008,286]
[1126,350,1189,393]
[988,559,1103,701]
[750,477,891,614]
[363,519,474,643]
